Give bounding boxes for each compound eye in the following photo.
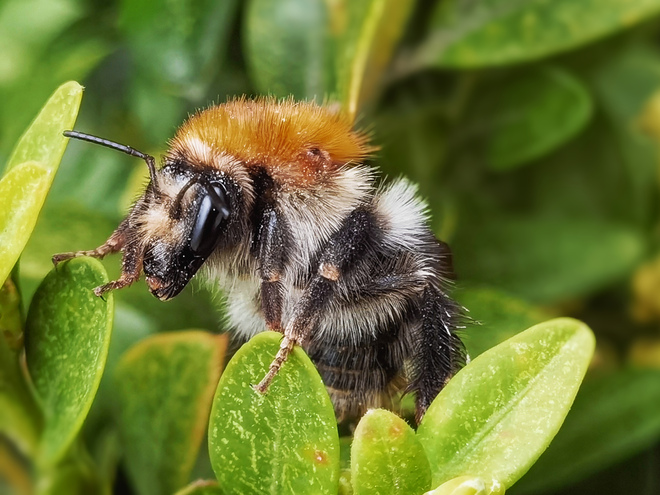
[189,183,230,256]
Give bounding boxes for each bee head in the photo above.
[60,131,246,300]
[138,167,234,300]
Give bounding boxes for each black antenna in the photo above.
[63,130,159,189]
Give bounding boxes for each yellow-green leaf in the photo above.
[115,332,228,495]
[208,331,339,495]
[417,318,595,489]
[335,0,416,120]
[351,409,431,494]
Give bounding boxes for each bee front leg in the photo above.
[52,218,129,265]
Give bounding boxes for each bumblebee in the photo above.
[55,98,465,422]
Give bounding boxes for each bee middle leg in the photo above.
[255,207,379,392]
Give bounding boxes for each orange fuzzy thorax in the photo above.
[167,98,375,186]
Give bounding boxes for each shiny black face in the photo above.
[143,179,231,300]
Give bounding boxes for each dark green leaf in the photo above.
[512,368,660,494]
[452,217,644,303]
[0,276,23,350]
[351,409,431,495]
[454,286,551,358]
[335,0,416,118]
[25,257,113,466]
[244,0,331,99]
[416,0,660,68]
[114,332,227,495]
[36,443,105,495]
[417,318,595,489]
[485,66,592,170]
[208,331,339,495]
[0,330,42,457]
[120,0,238,95]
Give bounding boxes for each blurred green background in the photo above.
[3,0,660,493]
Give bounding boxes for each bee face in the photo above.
[136,166,234,300]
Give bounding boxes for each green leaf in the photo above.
[335,0,416,119]
[454,287,551,358]
[426,476,505,495]
[417,318,595,489]
[174,480,224,495]
[485,66,592,170]
[351,409,431,495]
[114,332,227,495]
[244,0,332,99]
[451,217,644,303]
[511,368,660,494]
[208,331,339,495]
[416,0,660,68]
[0,81,83,286]
[25,257,113,466]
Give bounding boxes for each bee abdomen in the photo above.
[305,323,411,421]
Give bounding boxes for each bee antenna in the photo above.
[63,130,159,189]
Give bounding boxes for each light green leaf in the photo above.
[486,66,592,170]
[25,257,113,466]
[114,332,228,495]
[426,476,505,495]
[512,368,660,494]
[0,81,83,286]
[351,409,431,495]
[335,0,416,119]
[416,0,660,68]
[244,0,331,99]
[454,287,551,358]
[208,331,339,495]
[452,217,644,303]
[417,318,595,489]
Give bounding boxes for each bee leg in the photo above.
[254,207,289,333]
[92,243,143,297]
[52,218,129,265]
[255,207,378,393]
[411,283,465,423]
